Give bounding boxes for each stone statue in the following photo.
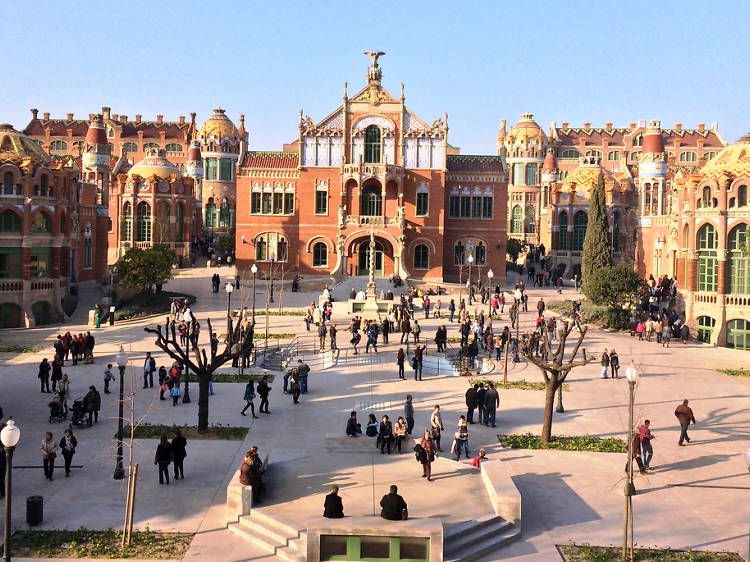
[397,205,406,230]
[337,205,345,229]
[364,51,386,67]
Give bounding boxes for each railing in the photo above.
[342,163,406,178]
[0,281,23,292]
[725,295,750,307]
[31,280,56,291]
[346,215,386,226]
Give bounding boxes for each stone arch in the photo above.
[305,234,337,254]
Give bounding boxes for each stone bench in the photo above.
[480,459,521,527]
[226,453,269,522]
[325,433,416,453]
[306,515,444,562]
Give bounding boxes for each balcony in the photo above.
[343,163,405,182]
[345,215,403,227]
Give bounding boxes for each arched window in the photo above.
[364,125,382,163]
[3,172,16,195]
[511,205,523,233]
[136,202,151,242]
[476,242,486,265]
[726,319,750,350]
[585,149,603,160]
[558,211,568,250]
[737,185,748,207]
[524,205,536,234]
[165,143,183,152]
[572,211,588,251]
[454,241,465,265]
[155,202,170,243]
[525,163,538,185]
[696,316,715,343]
[697,223,717,292]
[122,142,138,153]
[256,237,267,261]
[702,186,712,208]
[122,202,132,241]
[50,140,67,151]
[561,149,580,159]
[607,151,620,161]
[143,142,160,151]
[205,198,216,228]
[679,151,698,162]
[414,244,429,269]
[40,174,49,197]
[728,224,748,294]
[612,211,620,252]
[0,209,22,232]
[704,151,718,161]
[633,134,643,147]
[219,197,231,227]
[175,203,184,242]
[31,212,51,233]
[630,151,641,162]
[312,241,327,267]
[277,237,288,261]
[360,184,382,216]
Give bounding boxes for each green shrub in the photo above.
[498,433,625,453]
[559,543,743,561]
[123,424,247,440]
[114,291,196,321]
[719,368,750,377]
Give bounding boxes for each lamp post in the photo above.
[114,347,128,480]
[467,254,474,304]
[2,419,20,562]
[225,281,233,318]
[487,269,494,316]
[251,263,258,325]
[623,363,639,561]
[269,255,276,303]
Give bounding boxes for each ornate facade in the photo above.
[235,54,508,283]
[0,124,107,327]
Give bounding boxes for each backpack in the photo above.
[410,356,418,370]
[170,387,180,397]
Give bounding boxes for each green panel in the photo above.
[321,535,429,561]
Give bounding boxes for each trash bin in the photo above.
[26,495,43,526]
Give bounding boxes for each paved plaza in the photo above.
[0,267,749,561]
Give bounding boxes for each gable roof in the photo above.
[447,155,505,173]
[241,151,298,169]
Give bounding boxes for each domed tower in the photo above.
[82,114,111,206]
[504,113,547,244]
[540,148,558,207]
[196,108,243,237]
[638,120,668,217]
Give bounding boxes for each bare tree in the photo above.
[523,321,593,442]
[144,313,252,431]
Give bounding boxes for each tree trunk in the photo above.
[197,375,210,431]
[541,371,559,443]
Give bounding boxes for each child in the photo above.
[103,364,115,394]
[472,449,487,468]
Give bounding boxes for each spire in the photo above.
[542,148,557,171]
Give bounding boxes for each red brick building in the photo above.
[236,55,507,284]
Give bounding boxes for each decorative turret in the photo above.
[638,119,667,178]
[185,141,203,180]
[82,114,111,206]
[541,148,558,183]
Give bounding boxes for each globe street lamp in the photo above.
[251,264,258,325]
[467,254,474,304]
[269,255,276,303]
[623,363,639,560]
[2,419,20,562]
[114,347,128,480]
[487,268,494,316]
[225,281,234,318]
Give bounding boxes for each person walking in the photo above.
[400,316,411,344]
[609,349,620,378]
[51,358,62,392]
[59,373,70,414]
[143,352,156,389]
[318,322,327,352]
[453,416,470,460]
[674,399,696,446]
[154,434,173,485]
[258,375,271,414]
[323,485,345,518]
[41,431,57,480]
[59,429,77,477]
[404,395,415,435]
[241,380,259,417]
[639,420,655,470]
[430,405,444,452]
[600,349,610,379]
[38,358,52,393]
[84,385,101,426]
[171,428,187,480]
[396,348,405,379]
[448,299,456,323]
[378,415,394,454]
[413,344,424,381]
[412,319,421,344]
[329,324,337,351]
[477,383,487,426]
[419,430,435,481]
[103,364,115,394]
[483,383,499,427]
[169,383,181,406]
[289,369,301,404]
[465,383,479,424]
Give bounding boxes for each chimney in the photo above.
[698,123,705,132]
[88,113,93,121]
[102,107,111,120]
[179,115,185,124]
[675,123,682,131]
[112,114,119,121]
[31,108,39,119]
[562,122,569,129]
[157,115,164,123]
[584,122,591,131]
[66,113,74,120]
[605,122,612,130]
[190,112,196,126]
[43,112,50,120]
[135,114,142,123]
[120,115,128,122]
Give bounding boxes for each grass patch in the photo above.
[469,378,570,391]
[720,368,750,377]
[187,372,276,383]
[11,528,193,559]
[499,433,626,453]
[547,300,609,326]
[253,310,305,316]
[0,345,41,353]
[559,544,743,561]
[124,424,248,440]
[114,291,196,321]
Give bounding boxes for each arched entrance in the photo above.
[358,242,384,276]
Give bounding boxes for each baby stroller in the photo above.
[48,394,67,423]
[70,397,88,427]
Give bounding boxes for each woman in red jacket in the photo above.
[419,429,435,481]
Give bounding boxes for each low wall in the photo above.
[480,460,521,527]
[325,433,416,452]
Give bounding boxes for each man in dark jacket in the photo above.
[465,384,479,424]
[380,485,407,520]
[84,385,101,426]
[674,399,696,445]
[483,383,500,427]
[477,383,487,426]
[257,375,271,414]
[323,485,345,518]
[143,352,156,388]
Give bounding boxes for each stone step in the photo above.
[276,545,306,562]
[443,513,503,541]
[444,518,514,559]
[249,507,304,539]
[288,531,307,553]
[227,521,283,554]
[236,514,290,546]
[324,433,416,453]
[444,523,520,562]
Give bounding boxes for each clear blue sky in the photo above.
[2,1,747,153]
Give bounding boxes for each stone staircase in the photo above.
[443,514,521,562]
[261,349,284,370]
[228,507,307,561]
